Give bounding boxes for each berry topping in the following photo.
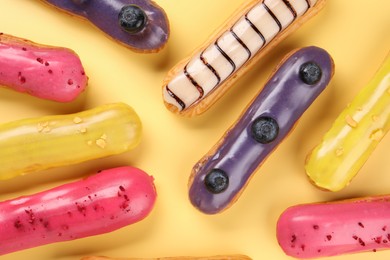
[299,62,322,85]
[118,5,147,34]
[204,169,229,194]
[251,116,279,144]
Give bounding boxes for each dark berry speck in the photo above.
[291,234,297,243]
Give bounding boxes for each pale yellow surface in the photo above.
[0,0,389,260]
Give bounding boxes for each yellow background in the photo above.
[0,0,389,259]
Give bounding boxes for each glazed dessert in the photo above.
[162,0,327,116]
[305,52,390,191]
[0,166,156,255]
[0,33,87,102]
[189,46,334,214]
[41,0,169,53]
[277,194,390,258]
[0,103,142,180]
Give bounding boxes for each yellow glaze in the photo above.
[0,103,142,180]
[305,53,390,192]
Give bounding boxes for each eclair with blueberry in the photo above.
[162,0,327,116]
[188,46,334,214]
[41,0,169,53]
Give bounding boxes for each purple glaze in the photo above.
[189,46,334,214]
[44,0,169,52]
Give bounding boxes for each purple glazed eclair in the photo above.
[277,195,390,258]
[0,33,87,102]
[42,0,169,53]
[188,46,334,214]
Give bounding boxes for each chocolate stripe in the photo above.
[200,51,221,85]
[184,65,204,98]
[305,0,311,8]
[262,2,282,32]
[244,14,266,46]
[282,0,297,18]
[214,41,236,74]
[230,29,252,61]
[166,86,186,110]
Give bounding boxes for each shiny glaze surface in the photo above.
[0,103,142,180]
[189,47,334,214]
[44,0,169,52]
[305,53,390,191]
[0,33,87,102]
[277,195,390,258]
[0,166,156,255]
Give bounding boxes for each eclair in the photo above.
[305,52,390,192]
[162,0,327,116]
[189,46,334,214]
[0,33,87,102]
[41,0,170,53]
[277,194,390,258]
[0,166,156,255]
[0,103,142,180]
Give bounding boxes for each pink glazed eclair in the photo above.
[0,33,87,102]
[0,166,156,255]
[277,195,390,258]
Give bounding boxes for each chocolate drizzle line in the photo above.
[184,64,204,98]
[166,86,186,110]
[282,0,297,18]
[230,29,252,61]
[214,40,236,75]
[167,0,313,111]
[200,51,221,85]
[262,2,282,32]
[244,14,266,46]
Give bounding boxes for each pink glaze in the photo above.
[277,196,390,258]
[0,33,87,102]
[0,166,156,255]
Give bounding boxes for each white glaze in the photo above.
[163,0,318,111]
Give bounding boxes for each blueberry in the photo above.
[251,116,279,144]
[118,5,147,34]
[299,62,322,85]
[204,169,229,194]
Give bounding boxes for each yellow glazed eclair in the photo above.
[305,52,390,191]
[0,103,142,180]
[162,0,327,116]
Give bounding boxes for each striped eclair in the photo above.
[162,0,327,116]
